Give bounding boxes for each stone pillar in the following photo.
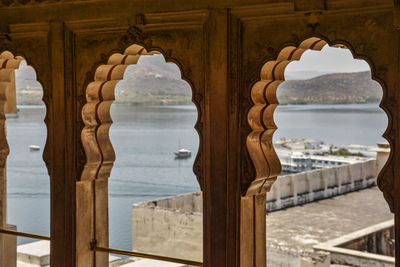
[203,8,235,267]
[95,179,108,266]
[240,194,266,267]
[76,179,108,267]
[2,224,17,267]
[76,181,95,267]
[0,70,16,267]
[4,70,16,114]
[0,166,15,267]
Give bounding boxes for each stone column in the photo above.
[0,65,16,267]
[4,70,16,114]
[240,194,266,267]
[0,165,16,267]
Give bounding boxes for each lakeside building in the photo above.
[275,139,380,174]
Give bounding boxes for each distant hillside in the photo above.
[15,62,43,105]
[14,58,381,106]
[114,55,192,105]
[278,71,382,105]
[14,55,193,106]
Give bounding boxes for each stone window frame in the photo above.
[79,43,201,266]
[0,50,49,267]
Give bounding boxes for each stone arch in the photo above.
[245,36,392,210]
[0,51,23,114]
[81,43,200,184]
[0,51,24,168]
[0,50,48,266]
[0,50,49,168]
[79,43,201,266]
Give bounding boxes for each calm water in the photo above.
[6,103,388,249]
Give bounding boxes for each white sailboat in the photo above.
[29,145,40,151]
[174,149,192,159]
[174,140,191,159]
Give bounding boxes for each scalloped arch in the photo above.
[0,50,50,172]
[81,44,201,188]
[246,37,392,207]
[0,51,25,167]
[0,48,52,177]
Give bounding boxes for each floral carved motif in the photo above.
[119,26,152,52]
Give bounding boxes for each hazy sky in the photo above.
[285,45,371,80]
[16,45,372,84]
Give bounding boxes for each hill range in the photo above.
[277,71,382,105]
[14,55,382,105]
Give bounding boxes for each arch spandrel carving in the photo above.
[244,37,394,205]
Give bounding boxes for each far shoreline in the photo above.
[16,102,381,109]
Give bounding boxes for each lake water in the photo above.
[5,103,388,250]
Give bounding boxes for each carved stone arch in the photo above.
[245,36,392,211]
[0,49,50,191]
[0,45,52,178]
[81,43,202,187]
[0,51,23,114]
[0,51,24,167]
[78,40,202,266]
[0,49,49,267]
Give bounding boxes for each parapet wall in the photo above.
[267,159,376,211]
[131,160,377,263]
[314,220,395,267]
[132,192,203,262]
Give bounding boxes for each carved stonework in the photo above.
[245,35,394,211]
[0,0,90,7]
[0,33,12,53]
[245,37,327,196]
[80,43,148,182]
[0,51,24,168]
[376,82,396,212]
[245,36,391,199]
[378,172,395,212]
[81,42,202,186]
[119,26,152,52]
